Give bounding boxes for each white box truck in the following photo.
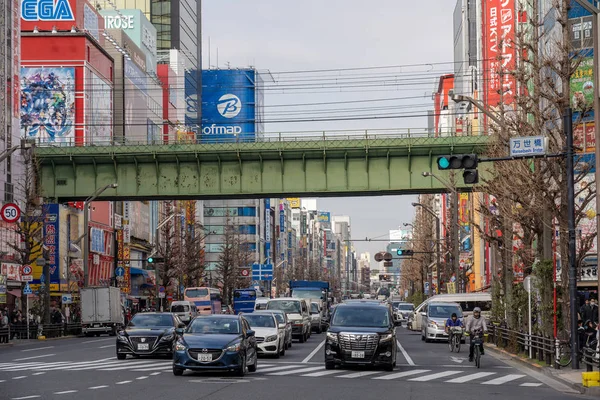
[81,287,124,336]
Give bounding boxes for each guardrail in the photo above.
[582,345,600,372]
[0,323,83,341]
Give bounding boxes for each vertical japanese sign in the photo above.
[117,229,130,293]
[483,0,516,110]
[43,203,60,289]
[264,199,271,256]
[0,274,6,304]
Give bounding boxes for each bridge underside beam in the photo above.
[35,137,492,201]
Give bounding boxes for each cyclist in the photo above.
[445,312,463,344]
[465,307,487,362]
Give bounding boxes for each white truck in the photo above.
[81,287,124,336]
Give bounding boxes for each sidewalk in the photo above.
[485,343,600,396]
[0,334,80,348]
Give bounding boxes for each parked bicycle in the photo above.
[555,322,598,367]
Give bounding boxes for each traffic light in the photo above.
[147,257,164,264]
[378,274,391,282]
[396,249,414,257]
[436,154,479,185]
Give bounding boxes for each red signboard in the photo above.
[483,0,516,110]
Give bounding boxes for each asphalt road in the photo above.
[0,325,590,400]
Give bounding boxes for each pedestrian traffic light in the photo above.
[396,249,414,257]
[436,154,478,170]
[147,257,164,264]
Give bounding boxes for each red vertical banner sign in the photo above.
[483,0,516,110]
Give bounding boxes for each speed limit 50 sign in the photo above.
[1,203,21,223]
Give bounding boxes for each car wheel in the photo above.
[173,366,184,376]
[236,356,247,377]
[288,340,292,348]
[384,363,394,372]
[116,353,126,360]
[248,355,257,373]
[325,361,335,370]
[316,326,322,334]
[274,345,281,359]
[280,342,286,356]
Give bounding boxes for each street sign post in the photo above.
[23,283,32,339]
[21,265,33,282]
[252,263,273,281]
[509,136,547,157]
[1,203,21,223]
[241,269,249,277]
[62,293,72,304]
[115,267,125,277]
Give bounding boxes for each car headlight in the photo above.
[265,335,278,342]
[428,321,438,328]
[379,333,393,342]
[326,332,338,342]
[226,343,241,352]
[175,340,187,351]
[292,320,303,324]
[117,331,127,341]
[161,333,175,342]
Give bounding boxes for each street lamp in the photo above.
[412,202,441,296]
[83,183,118,287]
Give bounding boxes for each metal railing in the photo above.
[0,323,83,341]
[29,127,490,148]
[582,344,600,372]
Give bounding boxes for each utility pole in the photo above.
[449,173,460,292]
[42,246,51,325]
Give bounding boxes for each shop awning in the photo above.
[130,268,149,277]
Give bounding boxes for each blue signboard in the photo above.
[264,198,271,256]
[252,263,273,281]
[42,203,60,285]
[198,69,260,143]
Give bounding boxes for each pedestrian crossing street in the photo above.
[0,359,543,387]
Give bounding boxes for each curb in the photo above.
[0,335,81,347]
[485,343,600,396]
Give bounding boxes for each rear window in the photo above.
[171,305,190,312]
[460,301,491,312]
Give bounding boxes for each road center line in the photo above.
[98,345,114,349]
[302,340,325,363]
[20,346,54,352]
[82,338,113,344]
[12,376,27,380]
[88,385,109,390]
[396,340,415,366]
[53,390,78,395]
[115,381,132,385]
[13,354,56,362]
[11,396,41,400]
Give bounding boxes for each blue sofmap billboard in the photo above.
[196,69,263,143]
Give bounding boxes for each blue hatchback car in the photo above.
[173,314,258,376]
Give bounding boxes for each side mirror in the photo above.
[247,329,255,337]
[278,323,286,329]
[420,312,426,316]
[175,328,184,335]
[178,323,186,328]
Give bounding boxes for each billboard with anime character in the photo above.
[20,67,76,143]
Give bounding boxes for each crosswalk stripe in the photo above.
[0,362,71,371]
[0,362,52,371]
[98,361,171,371]
[105,362,171,371]
[268,366,324,376]
[445,372,496,383]
[257,365,302,373]
[301,369,345,377]
[481,374,525,385]
[75,360,147,370]
[17,362,73,371]
[337,371,382,379]
[520,383,542,387]
[55,359,120,370]
[409,371,463,382]
[372,369,431,380]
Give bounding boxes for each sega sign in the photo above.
[21,0,74,21]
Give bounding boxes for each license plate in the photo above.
[137,343,149,350]
[198,354,212,362]
[351,351,365,359]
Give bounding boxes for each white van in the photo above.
[407,292,492,331]
[169,301,198,324]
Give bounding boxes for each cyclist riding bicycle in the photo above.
[465,307,487,362]
[445,312,463,342]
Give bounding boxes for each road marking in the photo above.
[98,345,113,349]
[99,361,172,371]
[115,381,132,385]
[302,340,325,363]
[136,376,148,380]
[268,366,324,375]
[8,362,71,371]
[12,354,56,362]
[409,370,463,382]
[337,371,382,378]
[481,374,525,385]
[0,362,55,371]
[88,385,109,390]
[53,390,78,395]
[11,396,41,399]
[445,372,496,383]
[76,360,145,370]
[21,346,54,352]
[150,372,162,376]
[82,338,113,344]
[301,369,344,377]
[520,383,543,387]
[373,369,431,380]
[396,340,415,366]
[31,372,46,376]
[257,365,302,373]
[0,380,5,383]
[12,376,27,380]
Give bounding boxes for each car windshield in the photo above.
[331,307,390,328]
[271,313,285,324]
[128,314,173,328]
[395,303,414,311]
[255,302,268,310]
[292,290,323,299]
[310,303,319,313]
[185,288,208,297]
[429,305,463,318]
[171,305,189,312]
[267,300,301,313]
[187,317,240,334]
[243,314,276,328]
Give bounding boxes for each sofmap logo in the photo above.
[21,0,75,21]
[217,94,242,118]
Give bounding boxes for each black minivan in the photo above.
[324,302,396,371]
